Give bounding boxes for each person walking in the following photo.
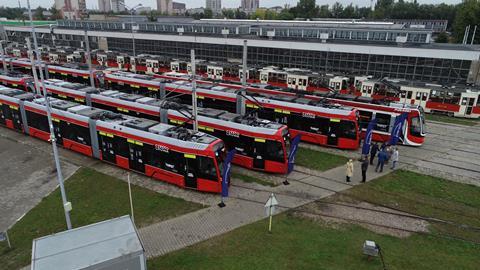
[345,159,354,182]
[375,150,387,173]
[370,142,379,165]
[361,157,369,183]
[391,148,399,170]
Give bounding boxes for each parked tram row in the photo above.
[3,44,479,119]
[0,64,425,150]
[0,86,227,192]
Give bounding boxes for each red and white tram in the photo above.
[39,79,292,174]
[0,86,227,193]
[104,71,361,150]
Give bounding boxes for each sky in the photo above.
[0,0,463,10]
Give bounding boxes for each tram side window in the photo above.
[416,92,422,100]
[169,151,185,174]
[375,113,391,132]
[26,111,49,132]
[196,156,218,181]
[234,135,254,156]
[407,91,413,99]
[265,140,285,162]
[61,122,91,145]
[422,92,428,101]
[338,121,357,140]
[114,136,129,158]
[146,145,169,170]
[358,110,373,129]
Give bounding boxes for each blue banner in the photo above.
[362,118,377,155]
[221,149,236,197]
[287,135,302,174]
[389,113,408,145]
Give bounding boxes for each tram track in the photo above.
[230,168,480,236]
[227,192,480,246]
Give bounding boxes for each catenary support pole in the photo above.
[84,30,95,88]
[242,40,248,86]
[0,41,7,73]
[27,0,72,230]
[25,38,40,95]
[131,10,136,58]
[191,49,198,132]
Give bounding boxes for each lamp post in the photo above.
[120,3,142,58]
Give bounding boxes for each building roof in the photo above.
[31,216,143,270]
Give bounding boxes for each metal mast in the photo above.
[27,0,72,230]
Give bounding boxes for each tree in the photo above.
[318,5,331,18]
[435,32,450,43]
[34,6,46,20]
[331,2,344,18]
[277,9,295,20]
[49,5,62,20]
[204,8,213,19]
[293,0,319,19]
[453,0,480,43]
[222,9,235,19]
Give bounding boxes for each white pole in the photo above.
[27,0,72,230]
[131,10,136,58]
[25,38,41,95]
[242,40,248,86]
[0,41,7,73]
[471,25,477,45]
[191,49,198,132]
[84,30,95,88]
[128,173,135,224]
[5,231,11,249]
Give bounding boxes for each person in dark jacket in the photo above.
[361,157,369,183]
[375,150,387,173]
[370,142,379,165]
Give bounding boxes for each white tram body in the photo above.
[206,64,223,80]
[328,76,349,91]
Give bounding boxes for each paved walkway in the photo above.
[139,159,400,258]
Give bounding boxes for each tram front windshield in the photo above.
[410,116,423,137]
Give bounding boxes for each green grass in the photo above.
[232,172,276,187]
[148,213,480,270]
[344,170,480,242]
[426,113,480,126]
[0,167,203,270]
[148,169,480,270]
[296,147,348,171]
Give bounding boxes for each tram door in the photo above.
[99,133,116,163]
[9,105,23,130]
[53,120,63,145]
[459,93,477,116]
[253,139,266,170]
[128,141,145,173]
[0,104,7,126]
[327,120,339,146]
[185,155,198,189]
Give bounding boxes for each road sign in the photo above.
[265,193,279,233]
